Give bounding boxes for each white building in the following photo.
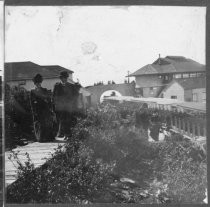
[5,61,91,109]
[5,61,74,91]
[159,77,206,103]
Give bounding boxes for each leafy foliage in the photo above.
[5,85,34,149]
[6,102,207,204]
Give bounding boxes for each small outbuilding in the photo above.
[159,77,206,103]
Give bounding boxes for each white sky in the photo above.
[5,6,206,86]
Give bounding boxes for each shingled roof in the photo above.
[41,65,73,74]
[5,61,73,81]
[175,77,206,90]
[130,56,205,76]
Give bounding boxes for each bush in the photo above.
[152,138,207,203]
[6,140,114,203]
[6,102,207,204]
[5,85,34,149]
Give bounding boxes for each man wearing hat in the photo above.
[53,71,81,138]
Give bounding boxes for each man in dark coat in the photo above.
[53,71,81,138]
[30,74,55,142]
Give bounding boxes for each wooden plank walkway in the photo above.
[5,139,66,187]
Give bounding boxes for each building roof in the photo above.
[41,65,73,74]
[5,61,73,81]
[130,56,205,76]
[175,77,206,90]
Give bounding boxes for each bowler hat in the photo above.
[33,74,43,83]
[59,71,69,78]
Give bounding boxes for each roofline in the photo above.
[5,61,39,64]
[129,71,206,77]
[5,62,74,73]
[6,76,65,82]
[41,65,74,73]
[86,82,135,88]
[136,83,169,89]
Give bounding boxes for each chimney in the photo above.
[158,54,161,65]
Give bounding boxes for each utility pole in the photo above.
[127,71,130,83]
[158,54,161,65]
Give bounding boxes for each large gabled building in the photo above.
[129,56,206,100]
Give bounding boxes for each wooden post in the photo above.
[187,121,191,137]
[174,116,177,129]
[178,118,181,132]
[197,124,200,137]
[183,120,186,134]
[170,115,173,127]
[192,123,196,137]
[203,126,206,137]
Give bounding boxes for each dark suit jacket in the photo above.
[30,87,52,119]
[53,82,81,113]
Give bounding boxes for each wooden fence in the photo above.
[169,115,206,139]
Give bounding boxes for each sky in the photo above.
[5,6,206,86]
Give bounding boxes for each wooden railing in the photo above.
[169,115,206,139]
[103,97,206,140]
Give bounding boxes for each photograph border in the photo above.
[2,0,209,207]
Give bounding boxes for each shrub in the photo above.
[6,103,207,204]
[5,85,34,149]
[6,140,114,203]
[152,137,207,203]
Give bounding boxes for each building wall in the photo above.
[185,88,206,102]
[160,82,185,101]
[184,90,192,102]
[135,75,165,97]
[135,75,162,88]
[142,86,163,98]
[86,82,136,107]
[7,75,91,109]
[7,74,73,91]
[7,78,61,91]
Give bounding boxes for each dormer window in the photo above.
[190,73,196,77]
[18,80,26,85]
[196,72,203,77]
[182,73,189,78]
[174,74,182,79]
[164,75,169,80]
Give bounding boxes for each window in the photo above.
[197,72,204,77]
[202,92,206,102]
[192,93,198,102]
[150,87,154,95]
[182,73,189,78]
[18,80,26,85]
[171,96,177,99]
[164,75,169,80]
[174,74,182,79]
[190,73,196,78]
